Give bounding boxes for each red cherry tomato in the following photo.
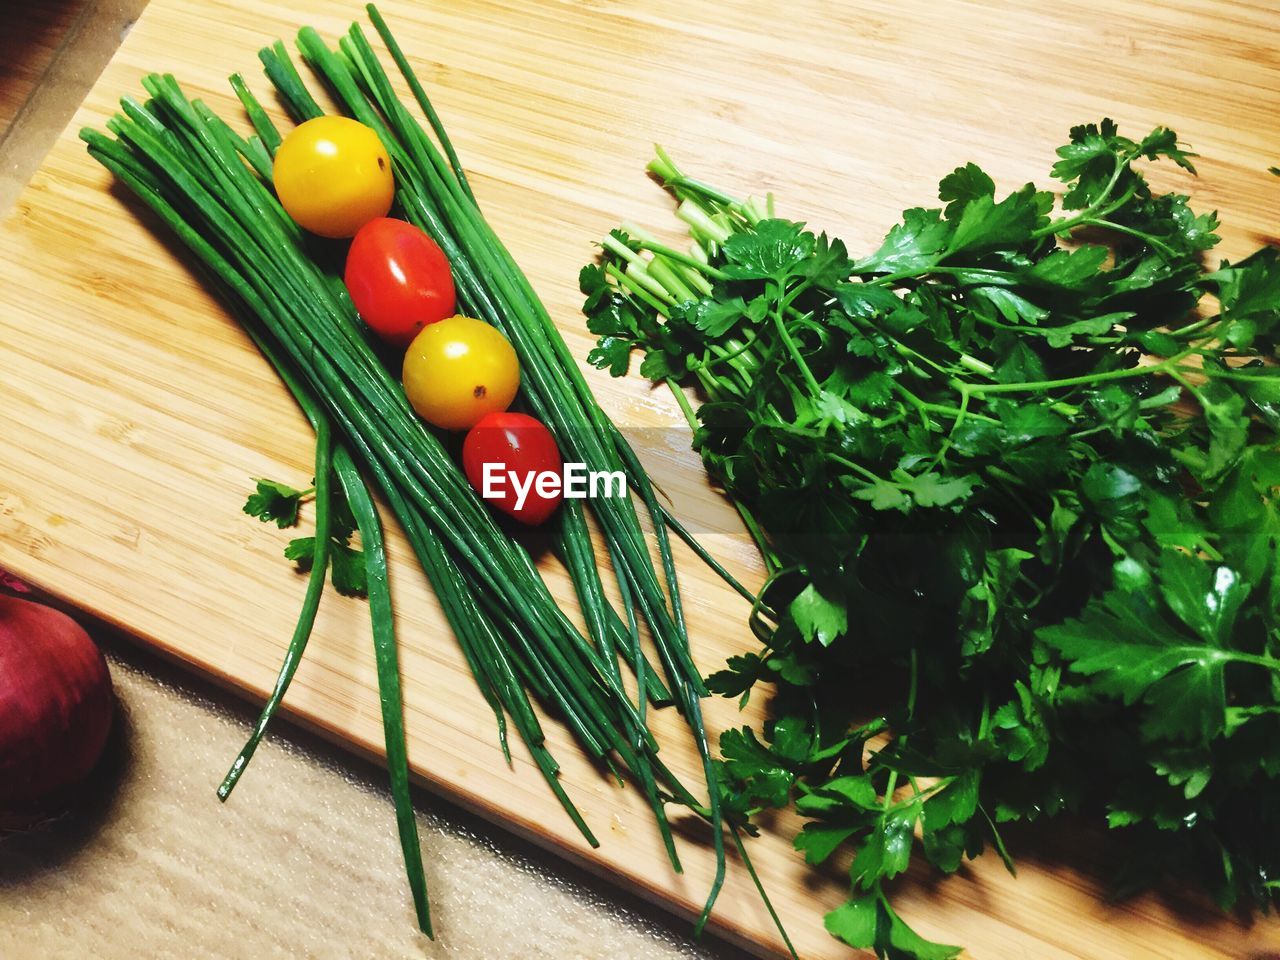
[462,412,563,526]
[344,218,456,347]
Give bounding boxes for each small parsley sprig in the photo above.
[243,477,313,527]
[585,123,1280,957]
[244,476,367,596]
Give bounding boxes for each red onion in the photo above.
[0,595,114,814]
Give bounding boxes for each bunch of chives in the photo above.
[80,7,790,952]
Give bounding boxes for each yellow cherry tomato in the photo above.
[272,117,394,238]
[402,316,520,430]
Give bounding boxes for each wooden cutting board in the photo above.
[2,1,1279,957]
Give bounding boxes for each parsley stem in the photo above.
[1033,153,1130,238]
[986,464,1028,488]
[830,454,894,486]
[929,386,972,469]
[694,331,761,375]
[770,290,822,395]
[959,352,996,377]
[882,770,899,813]
[604,262,670,314]
[1167,368,1207,406]
[865,264,987,286]
[1168,316,1215,339]
[619,222,718,296]
[879,650,919,814]
[1085,218,1179,259]
[625,259,676,303]
[984,466,1049,535]
[631,238,729,281]
[926,401,997,424]
[890,381,936,429]
[677,200,732,246]
[601,230,643,265]
[779,277,815,314]
[665,376,700,433]
[906,648,919,718]
[846,306,983,381]
[647,256,698,303]
[611,257,760,398]
[965,348,1197,395]
[1194,366,1280,384]
[982,805,1017,877]
[649,145,759,225]
[1228,651,1280,671]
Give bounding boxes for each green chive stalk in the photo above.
[79,8,789,948]
[270,11,734,922]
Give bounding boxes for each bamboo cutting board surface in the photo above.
[3,1,1279,957]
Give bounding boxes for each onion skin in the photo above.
[0,595,114,812]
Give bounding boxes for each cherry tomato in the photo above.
[273,117,394,238]
[463,412,563,525]
[345,219,456,347]
[402,316,520,430]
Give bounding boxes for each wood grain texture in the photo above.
[2,1,1279,957]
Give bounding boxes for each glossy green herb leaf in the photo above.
[587,119,1280,960]
[244,477,309,527]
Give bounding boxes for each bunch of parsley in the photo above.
[582,122,1280,957]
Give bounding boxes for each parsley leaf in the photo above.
[286,534,368,597]
[937,162,995,218]
[1037,551,1254,744]
[721,218,815,280]
[790,582,848,646]
[243,477,309,527]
